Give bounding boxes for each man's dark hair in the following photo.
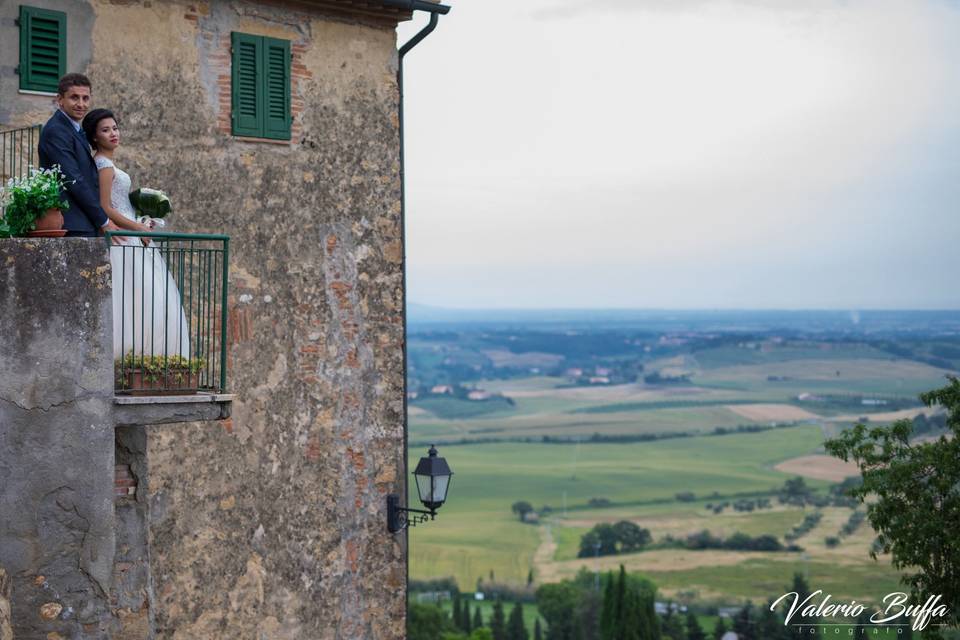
[82,109,116,149]
[58,73,92,96]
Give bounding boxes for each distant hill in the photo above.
[406,304,960,335]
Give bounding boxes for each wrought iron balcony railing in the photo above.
[0,125,42,184]
[106,231,229,395]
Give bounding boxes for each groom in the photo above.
[37,73,121,237]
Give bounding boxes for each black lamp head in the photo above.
[413,444,453,511]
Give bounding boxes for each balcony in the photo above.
[106,231,233,424]
[2,124,232,422]
[0,124,41,183]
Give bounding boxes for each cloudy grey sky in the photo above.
[397,0,960,310]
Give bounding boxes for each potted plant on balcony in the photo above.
[0,166,70,237]
[115,351,207,395]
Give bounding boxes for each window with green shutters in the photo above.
[18,5,67,93]
[231,32,291,140]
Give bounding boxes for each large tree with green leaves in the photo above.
[613,521,652,553]
[536,581,583,640]
[512,501,535,522]
[825,377,960,629]
[408,602,457,640]
[579,522,651,558]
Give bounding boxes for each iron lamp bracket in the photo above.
[387,494,436,533]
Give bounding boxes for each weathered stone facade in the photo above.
[1,0,415,637]
[0,240,117,638]
[0,567,11,640]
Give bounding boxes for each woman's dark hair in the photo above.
[81,108,117,149]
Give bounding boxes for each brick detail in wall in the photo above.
[200,21,312,143]
[183,3,209,23]
[114,464,137,499]
[228,304,253,346]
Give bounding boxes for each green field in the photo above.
[409,339,949,608]
[643,557,904,603]
[410,426,827,588]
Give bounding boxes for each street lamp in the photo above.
[387,444,453,533]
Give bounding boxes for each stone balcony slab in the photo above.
[113,393,234,426]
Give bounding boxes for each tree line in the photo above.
[409,595,537,640]
[409,569,934,640]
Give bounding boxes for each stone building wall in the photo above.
[0,568,11,640]
[0,240,116,638]
[1,0,411,638]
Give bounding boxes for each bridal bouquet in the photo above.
[130,188,171,230]
[129,188,171,219]
[0,167,70,237]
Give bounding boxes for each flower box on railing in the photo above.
[115,353,206,396]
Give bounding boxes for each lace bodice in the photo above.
[94,155,137,222]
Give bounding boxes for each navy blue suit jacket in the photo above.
[38,109,109,235]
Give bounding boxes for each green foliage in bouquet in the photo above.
[0,167,70,237]
[116,351,206,386]
[129,188,172,219]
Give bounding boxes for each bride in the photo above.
[82,108,190,360]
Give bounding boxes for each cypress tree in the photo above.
[757,600,783,640]
[464,598,473,634]
[853,610,872,639]
[534,618,543,640]
[600,572,616,640]
[732,602,756,640]
[474,605,484,630]
[686,611,706,640]
[661,604,685,640]
[713,617,727,640]
[614,566,627,640]
[788,573,812,640]
[491,598,507,640]
[454,595,463,632]
[508,602,528,640]
[621,587,642,640]
[640,587,660,640]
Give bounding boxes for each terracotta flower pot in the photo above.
[26,208,66,237]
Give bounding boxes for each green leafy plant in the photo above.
[825,376,960,632]
[0,166,70,237]
[116,351,206,387]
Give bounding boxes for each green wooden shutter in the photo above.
[19,6,67,93]
[262,37,291,140]
[231,32,262,137]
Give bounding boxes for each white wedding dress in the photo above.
[98,155,190,360]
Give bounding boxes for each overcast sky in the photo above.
[397,0,960,310]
